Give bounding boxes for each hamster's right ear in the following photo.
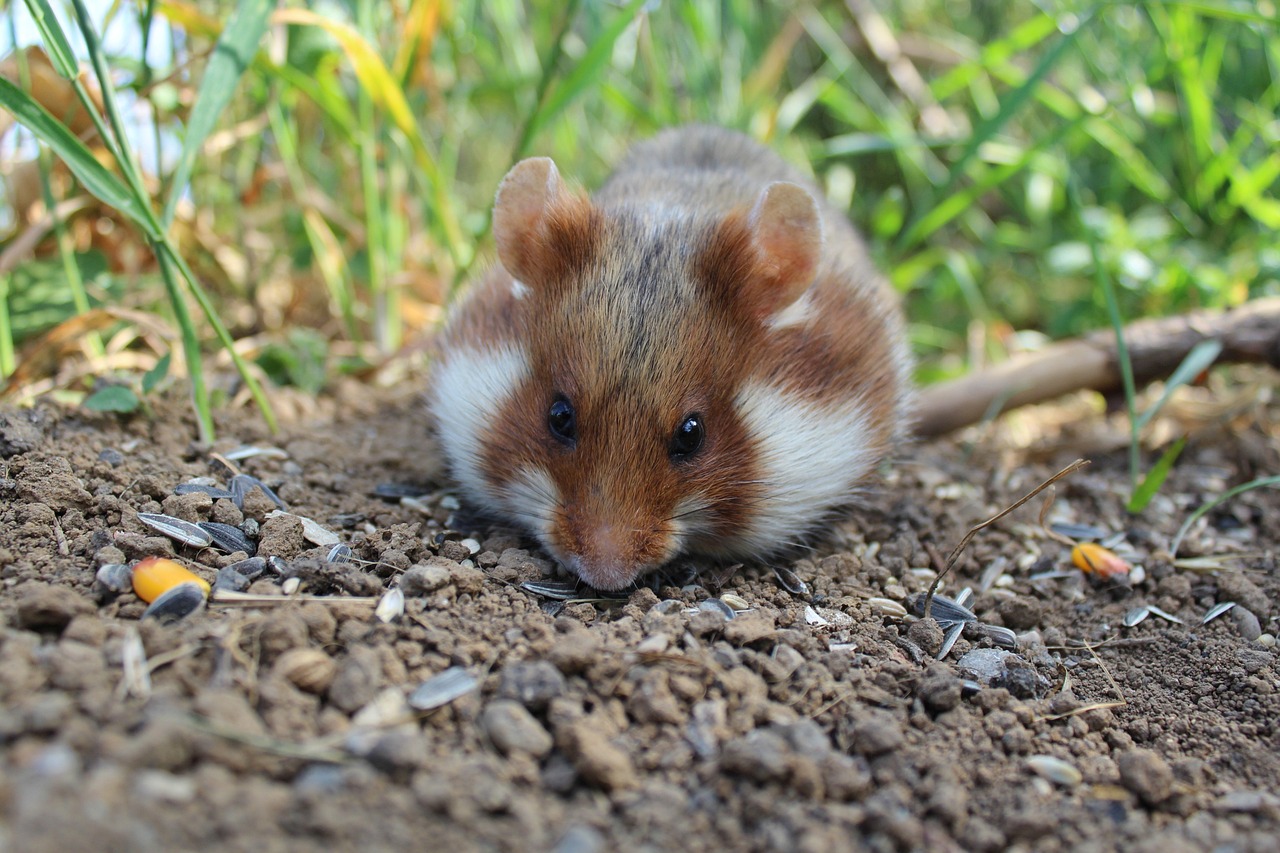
[493,157,597,287]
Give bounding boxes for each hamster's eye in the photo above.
[669,414,705,461]
[547,396,577,446]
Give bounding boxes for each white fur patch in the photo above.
[500,466,559,541]
[733,382,877,552]
[510,279,530,300]
[671,494,716,545]
[430,345,529,507]
[766,291,815,331]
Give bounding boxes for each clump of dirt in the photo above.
[1,378,1277,852]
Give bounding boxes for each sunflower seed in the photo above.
[1203,601,1237,624]
[225,444,288,461]
[327,543,353,563]
[699,598,737,620]
[281,577,301,595]
[954,587,975,609]
[266,555,290,576]
[981,624,1019,649]
[772,566,809,595]
[521,580,584,600]
[373,482,431,500]
[408,667,478,711]
[910,593,978,626]
[229,474,287,511]
[375,587,405,623]
[1146,605,1184,625]
[137,513,213,547]
[938,622,965,659]
[1049,522,1110,542]
[1027,755,1082,787]
[174,483,235,500]
[96,563,134,594]
[213,566,251,593]
[869,598,907,618]
[198,521,256,555]
[720,593,751,611]
[226,556,266,580]
[141,581,207,624]
[1123,606,1151,627]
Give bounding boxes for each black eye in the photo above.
[669,414,705,461]
[548,396,577,446]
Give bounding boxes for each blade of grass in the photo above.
[1170,475,1280,557]
[356,0,392,352]
[1069,175,1140,493]
[161,0,271,228]
[0,273,13,378]
[272,8,468,269]
[1127,436,1186,513]
[37,147,105,358]
[897,12,1085,252]
[525,0,648,143]
[0,77,157,235]
[1135,338,1223,431]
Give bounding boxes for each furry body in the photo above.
[430,126,911,590]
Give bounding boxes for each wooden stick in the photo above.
[914,297,1280,438]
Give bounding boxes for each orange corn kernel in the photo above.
[1071,543,1130,578]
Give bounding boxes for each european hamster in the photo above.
[430,126,911,590]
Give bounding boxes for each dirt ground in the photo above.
[0,371,1277,853]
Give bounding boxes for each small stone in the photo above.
[998,596,1043,631]
[720,729,790,783]
[364,729,429,780]
[1215,573,1270,619]
[257,513,305,559]
[558,720,636,791]
[14,582,95,632]
[401,562,451,596]
[853,710,904,756]
[906,618,944,657]
[1232,607,1263,642]
[722,610,776,645]
[497,661,566,712]
[918,665,963,713]
[329,646,383,714]
[481,699,554,757]
[548,620,602,674]
[1117,748,1174,806]
[273,648,337,695]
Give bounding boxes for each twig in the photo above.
[923,459,1090,619]
[915,297,1280,437]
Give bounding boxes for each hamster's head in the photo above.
[432,157,828,590]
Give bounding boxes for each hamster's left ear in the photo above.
[745,182,823,316]
[493,157,597,288]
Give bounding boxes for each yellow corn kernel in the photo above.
[131,557,211,603]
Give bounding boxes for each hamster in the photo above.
[429,125,911,591]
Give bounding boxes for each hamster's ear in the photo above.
[745,182,823,316]
[493,157,597,287]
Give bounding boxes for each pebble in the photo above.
[256,513,305,558]
[272,648,337,695]
[957,648,1045,699]
[548,620,602,674]
[558,719,637,791]
[917,665,963,713]
[14,582,95,632]
[364,729,430,780]
[481,699,554,757]
[328,646,383,714]
[906,619,944,657]
[400,562,452,596]
[551,825,606,853]
[720,729,791,782]
[1215,573,1270,619]
[1117,748,1174,806]
[853,710,904,756]
[1231,607,1263,642]
[497,661,566,712]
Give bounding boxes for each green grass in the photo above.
[1,0,1277,442]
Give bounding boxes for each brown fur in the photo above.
[435,126,910,588]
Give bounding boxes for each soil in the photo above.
[0,374,1277,853]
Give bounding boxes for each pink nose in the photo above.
[568,522,641,590]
